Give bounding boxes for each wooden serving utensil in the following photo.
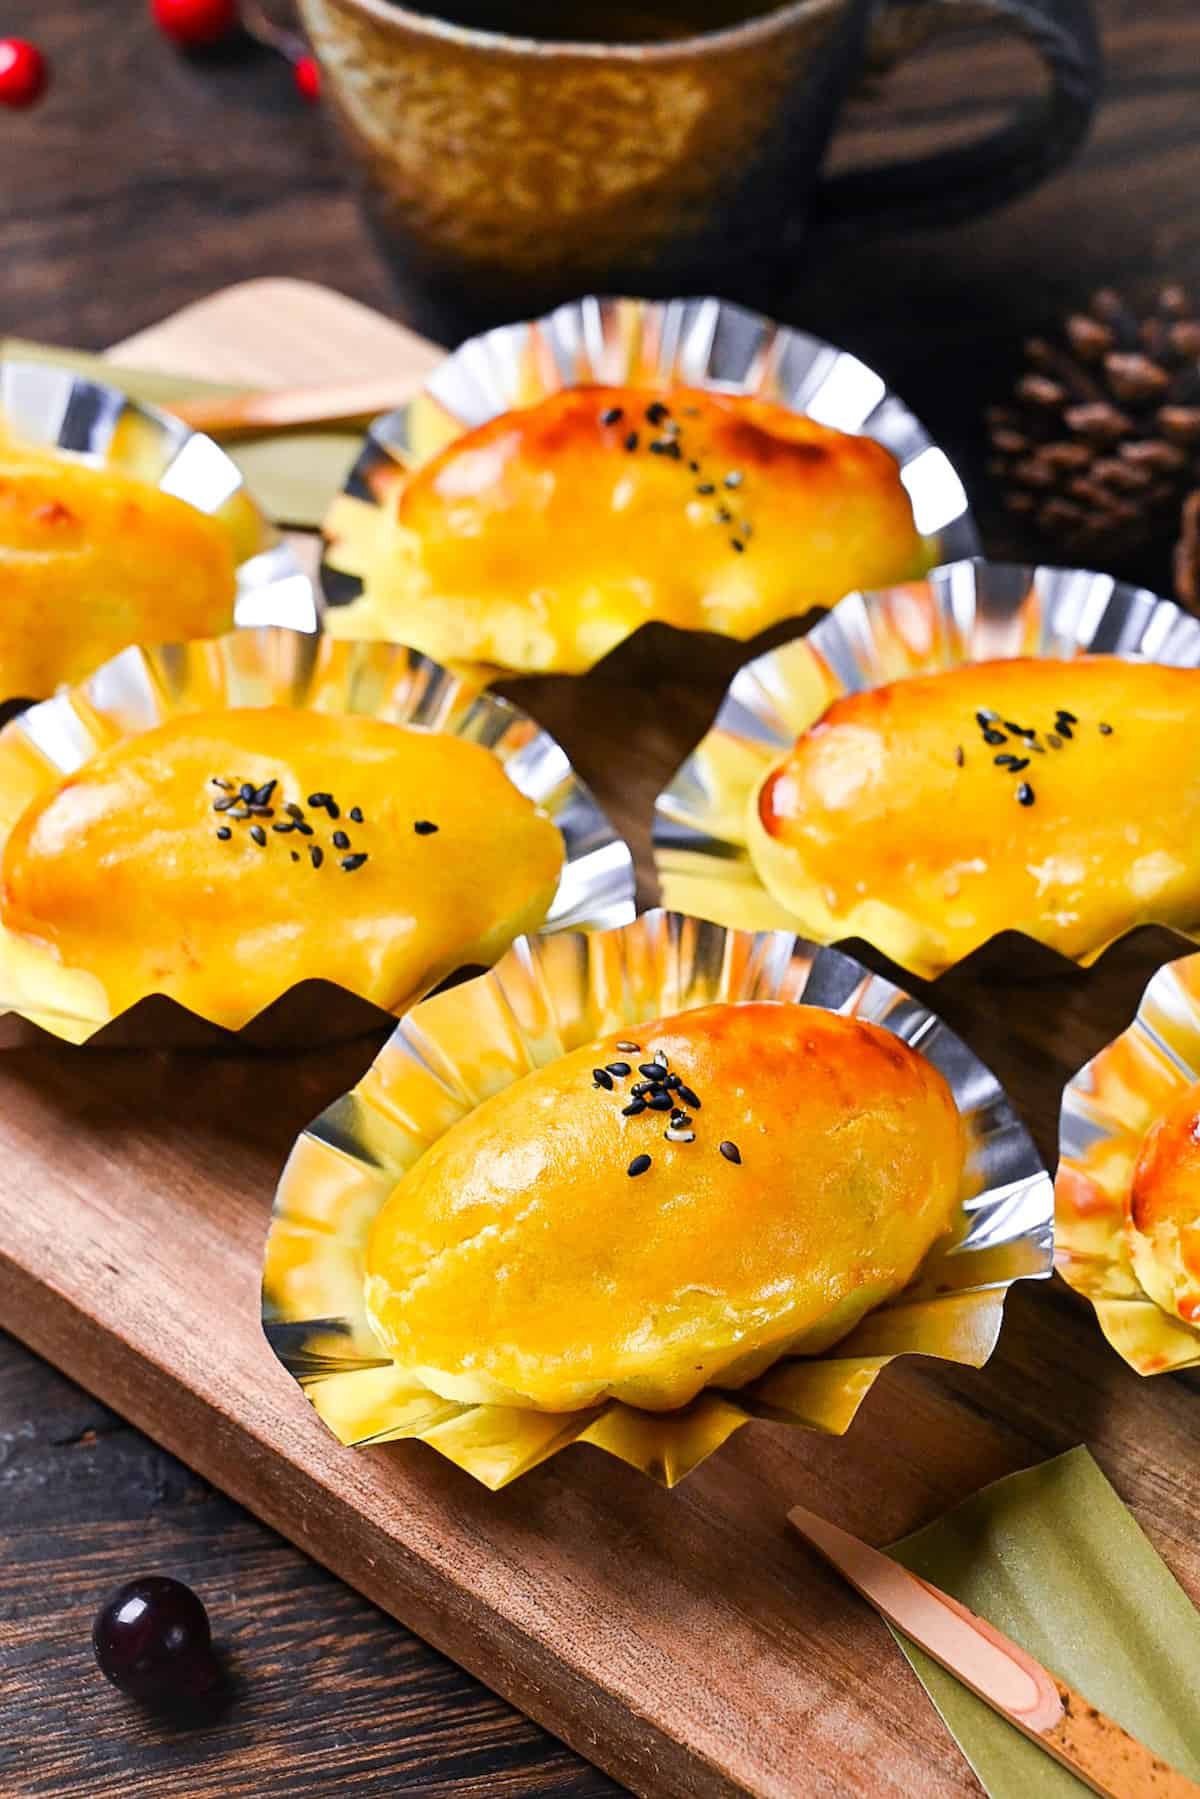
[788,1503,1200,1799]
[166,374,427,438]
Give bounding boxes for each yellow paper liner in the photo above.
[654,559,1200,978]
[318,294,977,683]
[263,909,1052,1490]
[0,627,634,1046]
[1056,948,1200,1374]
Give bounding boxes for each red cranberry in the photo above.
[293,53,321,102]
[0,39,49,109]
[150,0,239,50]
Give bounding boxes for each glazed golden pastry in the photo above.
[1127,1079,1200,1327]
[0,448,236,699]
[749,656,1200,977]
[1,708,563,1029]
[365,1001,964,1412]
[326,385,925,674]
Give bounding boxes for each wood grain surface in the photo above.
[1,1,1200,1796]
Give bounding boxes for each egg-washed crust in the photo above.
[0,707,564,1032]
[325,384,925,674]
[1127,1078,1200,1325]
[0,453,237,701]
[364,1000,965,1414]
[748,656,1200,979]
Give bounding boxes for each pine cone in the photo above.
[987,286,1200,587]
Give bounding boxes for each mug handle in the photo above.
[814,0,1102,229]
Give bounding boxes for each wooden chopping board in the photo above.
[3,277,1198,1799]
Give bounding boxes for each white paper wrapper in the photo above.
[264,910,1052,1490]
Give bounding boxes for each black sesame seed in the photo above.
[249,824,267,847]
[310,845,324,868]
[645,401,669,425]
[623,431,639,452]
[663,1072,682,1089]
[715,506,731,523]
[696,482,715,495]
[239,782,256,802]
[1008,757,1030,772]
[649,438,682,460]
[1003,721,1024,735]
[1099,721,1113,734]
[724,470,744,489]
[638,1062,665,1080]
[648,1093,674,1112]
[982,728,1007,746]
[1057,709,1078,725]
[975,711,993,728]
[688,460,700,473]
[994,754,1019,768]
[955,745,965,767]
[606,1061,631,1077]
[622,1098,646,1117]
[271,821,295,834]
[307,792,330,808]
[332,830,350,851]
[290,850,300,862]
[671,1111,692,1128]
[616,1041,640,1053]
[731,538,745,553]
[340,853,368,872]
[285,802,304,820]
[296,821,314,836]
[1058,723,1074,740]
[676,1085,701,1111]
[413,819,439,835]
[252,780,277,807]
[719,1140,742,1165]
[215,826,232,841]
[600,406,623,426]
[1047,733,1063,749]
[592,1068,614,1090]
[212,795,235,812]
[248,804,274,817]
[628,1154,652,1178]
[1017,782,1035,807]
[349,806,364,822]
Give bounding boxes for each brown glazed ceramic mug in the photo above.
[298,0,1102,341]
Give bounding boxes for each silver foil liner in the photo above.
[0,627,635,1048]
[319,294,979,652]
[654,558,1200,974]
[1057,949,1200,1374]
[0,356,314,634]
[263,909,1052,1490]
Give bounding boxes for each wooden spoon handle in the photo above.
[787,1503,1200,1799]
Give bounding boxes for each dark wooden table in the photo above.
[2,2,1199,1794]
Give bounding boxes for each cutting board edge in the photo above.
[0,1235,755,1799]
